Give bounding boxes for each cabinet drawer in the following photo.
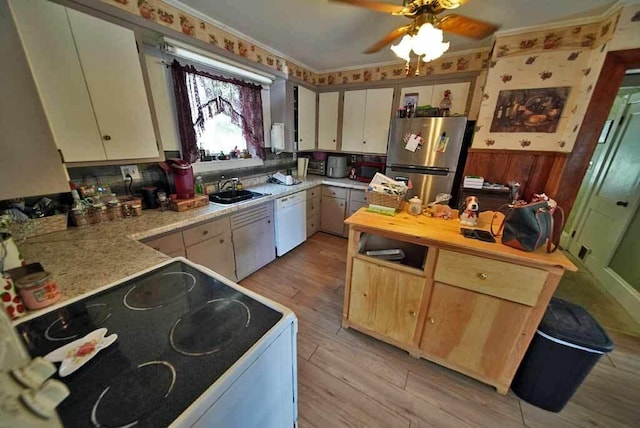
[349,189,366,203]
[306,213,321,238]
[145,232,184,255]
[306,187,320,200]
[322,186,347,199]
[434,250,548,306]
[183,217,230,247]
[306,196,320,218]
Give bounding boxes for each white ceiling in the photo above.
[176,0,617,72]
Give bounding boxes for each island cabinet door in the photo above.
[186,231,236,282]
[419,282,530,386]
[348,258,424,345]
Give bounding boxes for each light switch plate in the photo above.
[120,165,141,180]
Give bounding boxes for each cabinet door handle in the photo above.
[477,273,487,280]
[429,318,435,324]
[267,220,271,224]
[409,310,416,317]
[219,238,224,244]
[103,135,112,141]
[153,247,160,251]
[616,201,629,207]
[202,230,209,236]
[363,141,366,144]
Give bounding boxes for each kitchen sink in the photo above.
[209,189,266,204]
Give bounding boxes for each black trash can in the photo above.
[511,297,614,412]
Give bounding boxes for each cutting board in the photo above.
[170,195,209,212]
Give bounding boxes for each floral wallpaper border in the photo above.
[101,0,635,104]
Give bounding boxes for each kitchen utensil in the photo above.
[326,156,348,178]
[44,328,118,377]
[15,271,60,310]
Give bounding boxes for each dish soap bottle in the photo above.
[194,176,204,195]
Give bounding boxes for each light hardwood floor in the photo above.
[240,233,640,428]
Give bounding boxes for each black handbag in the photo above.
[491,201,565,253]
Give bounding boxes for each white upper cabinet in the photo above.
[317,92,339,151]
[10,0,105,162]
[10,0,158,162]
[363,88,394,154]
[342,88,393,154]
[297,85,316,151]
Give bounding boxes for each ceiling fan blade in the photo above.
[438,14,498,40]
[364,25,411,53]
[330,0,408,15]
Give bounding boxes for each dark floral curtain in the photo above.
[171,60,265,162]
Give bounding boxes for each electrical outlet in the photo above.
[120,165,141,180]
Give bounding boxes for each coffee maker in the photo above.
[164,159,195,200]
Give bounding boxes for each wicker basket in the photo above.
[10,213,68,239]
[365,190,405,210]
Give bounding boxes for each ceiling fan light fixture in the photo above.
[390,34,413,62]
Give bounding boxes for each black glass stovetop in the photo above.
[15,261,283,427]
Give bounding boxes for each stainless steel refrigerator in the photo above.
[386,117,470,205]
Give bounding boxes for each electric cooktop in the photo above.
[15,260,283,427]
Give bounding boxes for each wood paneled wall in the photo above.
[463,149,568,202]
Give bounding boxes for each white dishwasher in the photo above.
[275,191,307,256]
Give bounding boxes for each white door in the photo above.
[570,101,640,307]
[363,87,394,154]
[297,86,316,151]
[9,0,106,162]
[67,9,158,160]
[341,90,366,152]
[317,92,339,151]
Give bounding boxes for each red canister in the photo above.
[2,274,26,320]
[15,272,61,310]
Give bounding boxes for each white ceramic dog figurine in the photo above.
[459,196,480,227]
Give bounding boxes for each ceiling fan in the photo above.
[330,0,498,58]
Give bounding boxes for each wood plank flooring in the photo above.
[240,233,640,428]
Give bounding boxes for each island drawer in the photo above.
[434,250,548,306]
[183,217,230,247]
[144,232,184,255]
[322,186,347,199]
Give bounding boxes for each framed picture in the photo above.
[403,92,419,109]
[598,119,614,143]
[490,87,571,133]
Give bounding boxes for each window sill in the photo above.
[192,157,264,174]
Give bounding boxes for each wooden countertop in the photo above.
[345,208,577,272]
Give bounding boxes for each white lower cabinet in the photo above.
[186,232,236,281]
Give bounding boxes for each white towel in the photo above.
[270,123,285,153]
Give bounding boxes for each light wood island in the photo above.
[342,208,577,394]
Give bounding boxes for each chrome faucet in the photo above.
[217,177,239,192]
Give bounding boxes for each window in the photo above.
[171,60,265,163]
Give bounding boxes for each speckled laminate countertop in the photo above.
[17,177,367,314]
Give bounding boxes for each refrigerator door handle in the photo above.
[389,165,450,176]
